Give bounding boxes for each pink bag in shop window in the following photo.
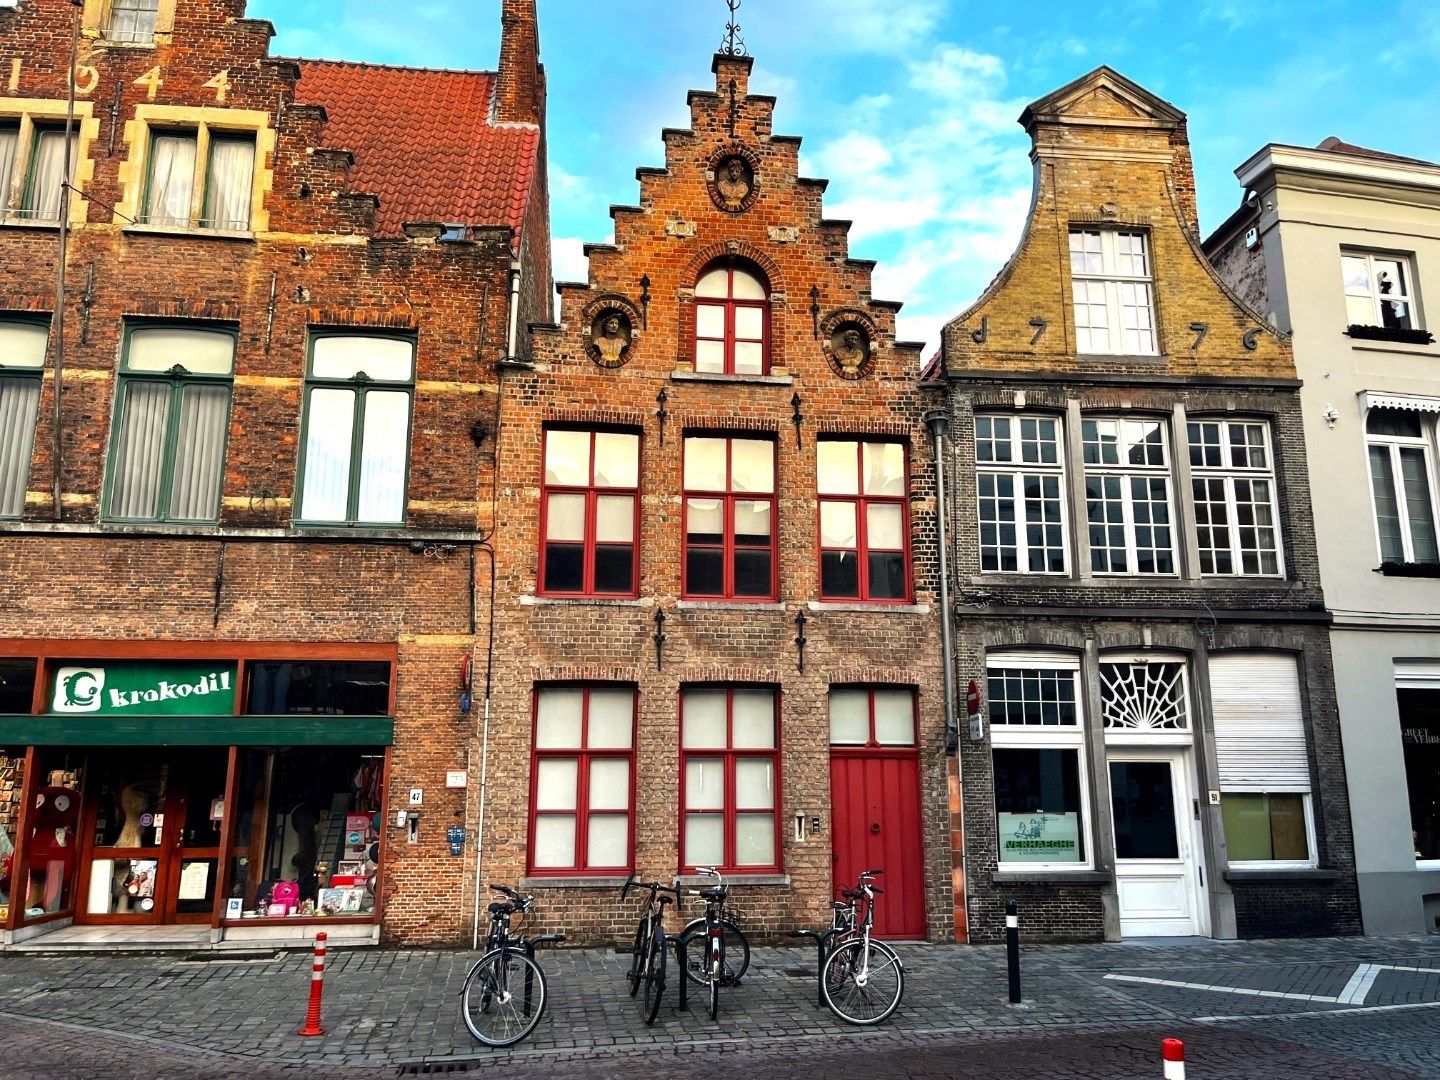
[269,880,300,915]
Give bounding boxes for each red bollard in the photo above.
[298,931,328,1037]
[1162,1038,1185,1079]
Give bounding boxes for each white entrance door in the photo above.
[1109,750,1205,937]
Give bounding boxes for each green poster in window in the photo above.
[997,811,1081,863]
[49,662,237,716]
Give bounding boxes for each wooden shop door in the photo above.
[829,750,927,939]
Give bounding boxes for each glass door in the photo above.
[165,751,229,922]
[80,754,173,922]
[1109,752,1203,937]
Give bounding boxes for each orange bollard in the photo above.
[298,931,328,1036]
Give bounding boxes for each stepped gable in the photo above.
[295,60,541,240]
[942,65,1287,380]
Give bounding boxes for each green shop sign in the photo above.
[50,662,237,716]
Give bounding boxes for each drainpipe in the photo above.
[925,410,958,748]
[504,259,522,361]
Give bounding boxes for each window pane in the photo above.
[822,551,859,597]
[545,430,590,486]
[731,439,774,492]
[299,388,355,521]
[1341,255,1371,295]
[685,758,724,809]
[1399,688,1440,861]
[127,328,235,375]
[594,545,633,593]
[1399,448,1438,562]
[0,128,13,214]
[545,492,585,542]
[109,380,171,519]
[544,544,583,592]
[203,137,255,231]
[730,270,766,301]
[866,503,904,550]
[593,432,639,488]
[695,339,725,372]
[682,691,727,748]
[732,690,775,748]
[0,321,47,368]
[0,377,41,517]
[863,442,905,496]
[873,689,915,745]
[820,501,857,549]
[587,815,628,867]
[828,689,869,744]
[868,550,906,596]
[733,549,772,595]
[355,390,410,523]
[1367,409,1422,438]
[686,497,723,543]
[684,437,727,490]
[686,548,723,595]
[735,814,775,866]
[734,499,772,544]
[1221,793,1273,861]
[595,494,634,543]
[994,747,1084,863]
[312,337,414,382]
[535,758,578,810]
[735,759,773,807]
[587,689,634,748]
[695,269,728,298]
[818,441,859,495]
[734,306,764,340]
[1269,793,1309,861]
[733,341,764,374]
[1110,761,1180,860]
[588,759,630,811]
[1369,445,1405,562]
[696,304,726,338]
[145,134,197,227]
[536,689,583,748]
[167,383,230,521]
[685,814,723,865]
[533,815,576,868]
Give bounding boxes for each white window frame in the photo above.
[1395,663,1440,870]
[987,651,1094,872]
[975,414,1069,575]
[1342,250,1421,331]
[1082,417,1177,576]
[1069,229,1157,355]
[1365,409,1440,566]
[1188,418,1285,577]
[1098,652,1193,746]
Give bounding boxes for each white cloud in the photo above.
[748,0,944,56]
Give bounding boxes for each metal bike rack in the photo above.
[786,928,836,1009]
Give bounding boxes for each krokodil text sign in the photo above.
[50,661,238,716]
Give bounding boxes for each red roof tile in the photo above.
[294,59,541,241]
[1315,136,1435,168]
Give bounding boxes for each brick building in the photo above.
[0,0,549,948]
[482,51,953,945]
[932,68,1360,942]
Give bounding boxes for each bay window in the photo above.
[683,434,776,599]
[0,317,49,518]
[529,686,635,874]
[105,325,235,523]
[1367,409,1439,566]
[817,439,909,600]
[975,414,1067,573]
[297,334,415,526]
[680,687,779,872]
[1082,417,1175,575]
[540,429,640,597]
[1189,419,1282,576]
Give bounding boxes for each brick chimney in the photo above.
[496,0,543,126]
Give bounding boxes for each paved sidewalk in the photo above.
[0,934,1436,1074]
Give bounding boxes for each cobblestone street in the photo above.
[0,934,1437,1077]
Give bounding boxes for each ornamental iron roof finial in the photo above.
[721,0,747,56]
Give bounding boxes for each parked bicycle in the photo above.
[791,869,904,1025]
[680,866,745,1021]
[620,873,681,1025]
[460,884,565,1047]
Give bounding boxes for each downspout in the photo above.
[504,258,522,361]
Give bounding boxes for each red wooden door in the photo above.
[829,751,926,939]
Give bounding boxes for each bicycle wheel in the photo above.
[681,919,750,986]
[642,927,666,1026]
[707,947,721,1021]
[628,918,650,997]
[461,948,548,1047]
[820,939,903,1026]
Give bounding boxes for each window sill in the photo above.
[990,870,1111,885]
[91,38,158,50]
[123,223,256,242]
[0,217,62,231]
[671,370,794,387]
[1378,561,1440,578]
[521,875,632,889]
[673,873,790,887]
[1348,339,1436,357]
[1344,326,1434,347]
[1223,868,1336,884]
[521,595,652,607]
[808,600,930,614]
[1074,352,1164,363]
[675,600,784,611]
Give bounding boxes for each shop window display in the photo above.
[24,755,82,921]
[228,747,385,920]
[0,750,24,923]
[247,661,391,716]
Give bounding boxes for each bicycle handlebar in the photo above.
[620,873,679,901]
[489,883,522,900]
[860,869,884,878]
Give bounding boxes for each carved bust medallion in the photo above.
[706,146,761,214]
[590,310,633,369]
[822,314,876,380]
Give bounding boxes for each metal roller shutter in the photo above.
[1210,652,1310,790]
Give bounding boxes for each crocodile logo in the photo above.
[53,667,104,713]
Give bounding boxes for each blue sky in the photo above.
[251,0,1440,352]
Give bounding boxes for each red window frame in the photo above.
[538,428,641,598]
[694,262,770,375]
[817,439,912,603]
[528,685,637,876]
[682,434,778,601]
[678,686,782,874]
[827,686,919,750]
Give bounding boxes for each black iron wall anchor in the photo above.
[640,274,651,329]
[656,388,669,445]
[79,263,95,345]
[790,392,804,448]
[653,608,667,670]
[970,316,989,344]
[809,284,821,338]
[794,608,808,673]
[1189,322,1209,351]
[1027,317,1047,346]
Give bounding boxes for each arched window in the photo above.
[694,262,769,375]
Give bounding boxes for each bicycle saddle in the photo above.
[488,901,513,914]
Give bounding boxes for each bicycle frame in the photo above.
[676,867,727,1013]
